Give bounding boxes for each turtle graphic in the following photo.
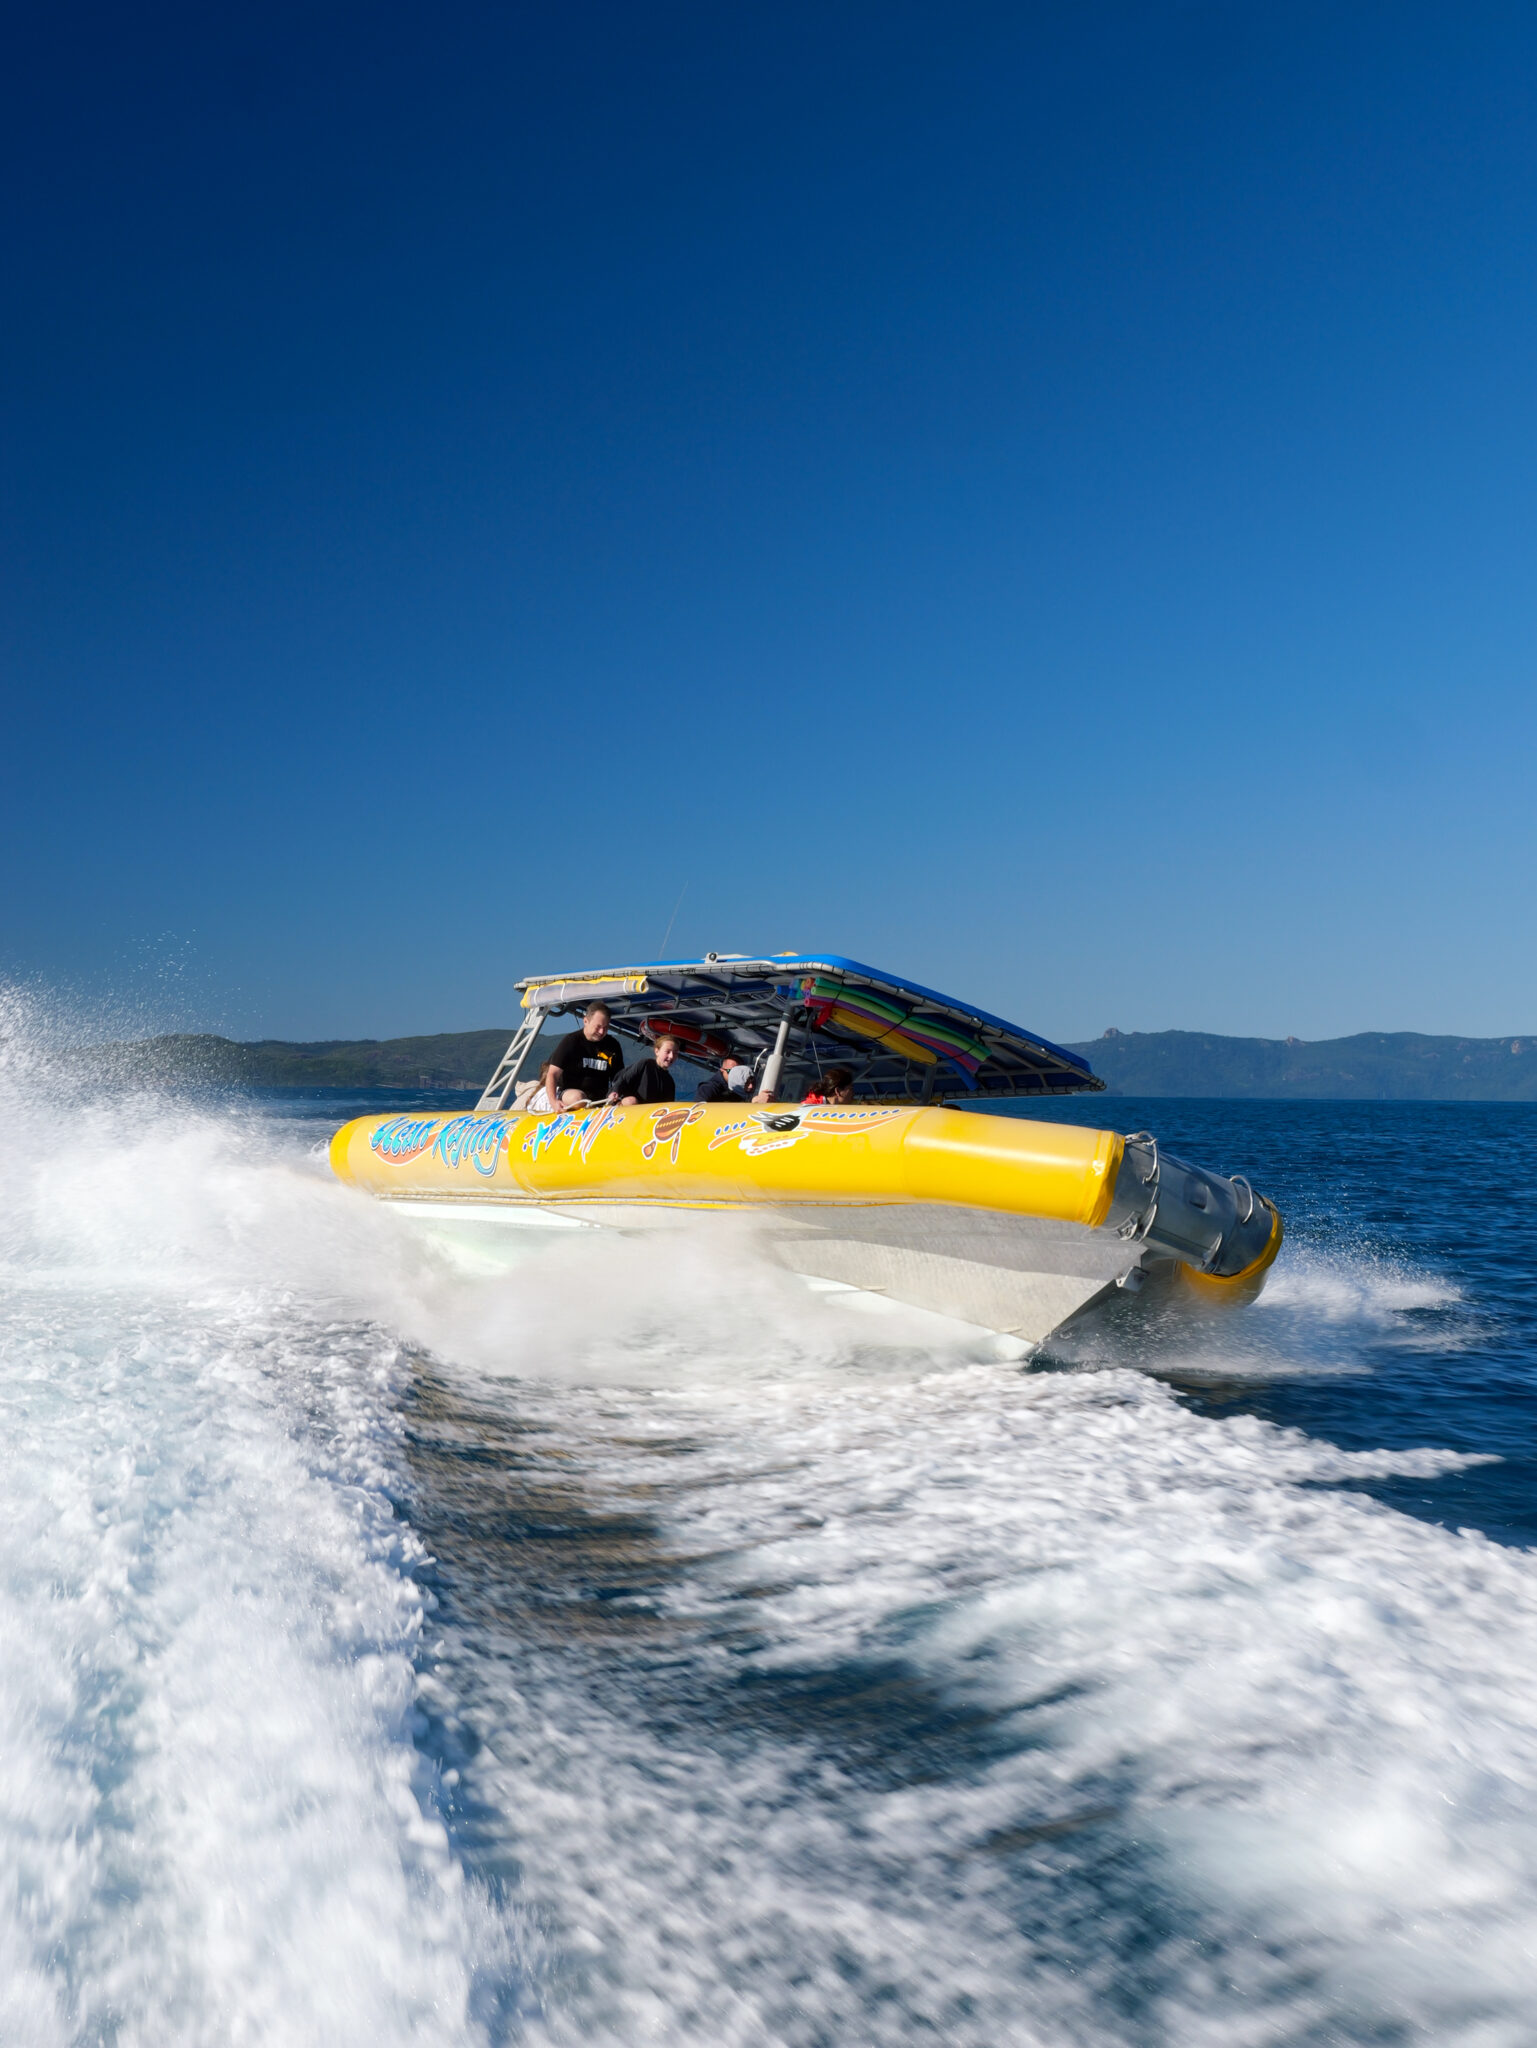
[641,1102,707,1164]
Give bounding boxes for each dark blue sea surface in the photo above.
[4,1072,1536,2047]
[1021,1096,1537,1548]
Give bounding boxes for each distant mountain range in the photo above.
[80,1030,515,1092]
[72,1025,1537,1100]
[1066,1028,1537,1099]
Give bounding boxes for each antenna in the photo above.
[659,883,688,955]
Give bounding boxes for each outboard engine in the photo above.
[1104,1133,1281,1286]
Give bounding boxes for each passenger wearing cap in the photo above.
[696,1053,756,1103]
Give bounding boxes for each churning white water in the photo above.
[4,1006,1537,2046]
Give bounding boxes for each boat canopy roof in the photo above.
[513,953,1102,1099]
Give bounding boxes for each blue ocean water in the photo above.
[1023,1095,1537,1549]
[4,1052,1537,2046]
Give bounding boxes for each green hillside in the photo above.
[1064,1029,1537,1100]
[85,1029,517,1091]
[72,1024,1537,1100]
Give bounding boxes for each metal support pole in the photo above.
[758,1011,795,1102]
[475,1009,544,1112]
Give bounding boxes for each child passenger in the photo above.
[609,1035,681,1104]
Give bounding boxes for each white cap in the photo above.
[727,1064,753,1095]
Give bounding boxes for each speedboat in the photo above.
[328,952,1282,1353]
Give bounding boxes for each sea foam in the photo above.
[3,992,1536,2045]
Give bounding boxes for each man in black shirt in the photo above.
[543,1002,625,1107]
[610,1034,680,1104]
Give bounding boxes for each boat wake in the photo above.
[1259,1252,1464,1323]
[2,997,1536,2045]
[1041,1238,1475,1384]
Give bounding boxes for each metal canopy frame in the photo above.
[476,952,1102,1111]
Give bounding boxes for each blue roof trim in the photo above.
[521,952,1096,1081]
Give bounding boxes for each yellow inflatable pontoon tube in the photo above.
[330,1100,1125,1226]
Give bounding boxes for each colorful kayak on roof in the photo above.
[798,976,991,1076]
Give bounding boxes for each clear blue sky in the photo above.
[5,2,1536,1043]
